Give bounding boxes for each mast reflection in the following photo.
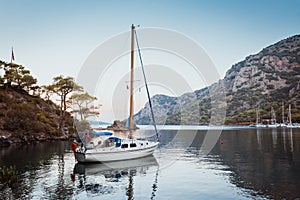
[73,155,159,199]
[271,128,278,148]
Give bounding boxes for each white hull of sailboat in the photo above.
[75,141,159,163]
[255,124,267,128]
[286,124,300,128]
[267,124,280,128]
[279,123,287,128]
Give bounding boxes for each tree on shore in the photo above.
[40,85,55,102]
[0,61,38,93]
[70,92,100,120]
[49,75,83,133]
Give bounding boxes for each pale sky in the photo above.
[1,0,299,122]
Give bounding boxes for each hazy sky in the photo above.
[1,0,300,121]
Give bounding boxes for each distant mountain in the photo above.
[134,34,300,125]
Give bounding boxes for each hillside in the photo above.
[134,34,300,125]
[0,87,75,146]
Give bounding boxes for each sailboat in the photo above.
[75,24,159,162]
[268,107,279,128]
[286,104,299,128]
[279,102,287,127]
[250,108,266,128]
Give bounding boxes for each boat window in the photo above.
[104,139,114,147]
[130,143,137,148]
[121,144,128,148]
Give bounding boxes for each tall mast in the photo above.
[282,102,285,123]
[289,104,292,125]
[129,24,135,138]
[271,107,276,124]
[256,108,259,125]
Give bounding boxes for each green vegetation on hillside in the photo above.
[0,60,98,144]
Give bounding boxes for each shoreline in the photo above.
[2,124,299,147]
[0,134,76,147]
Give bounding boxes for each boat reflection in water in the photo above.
[72,155,159,198]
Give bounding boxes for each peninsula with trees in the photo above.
[0,60,99,146]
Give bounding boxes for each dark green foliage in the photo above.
[0,165,23,199]
[266,85,275,90]
[166,111,181,125]
[293,66,300,73]
[265,74,278,81]
[4,103,37,132]
[0,165,20,189]
[253,71,262,77]
[0,61,37,93]
[296,55,300,63]
[270,87,289,101]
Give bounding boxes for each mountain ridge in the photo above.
[134,34,300,125]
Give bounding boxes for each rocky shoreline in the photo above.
[0,133,77,147]
[106,120,139,131]
[0,120,138,147]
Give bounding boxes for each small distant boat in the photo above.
[286,104,299,128]
[268,107,279,128]
[279,102,287,127]
[249,108,267,128]
[75,25,159,162]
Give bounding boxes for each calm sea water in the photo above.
[1,128,300,199]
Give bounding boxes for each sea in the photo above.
[1,126,300,199]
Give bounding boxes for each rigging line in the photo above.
[134,29,159,141]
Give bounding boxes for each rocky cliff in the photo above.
[134,34,300,125]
